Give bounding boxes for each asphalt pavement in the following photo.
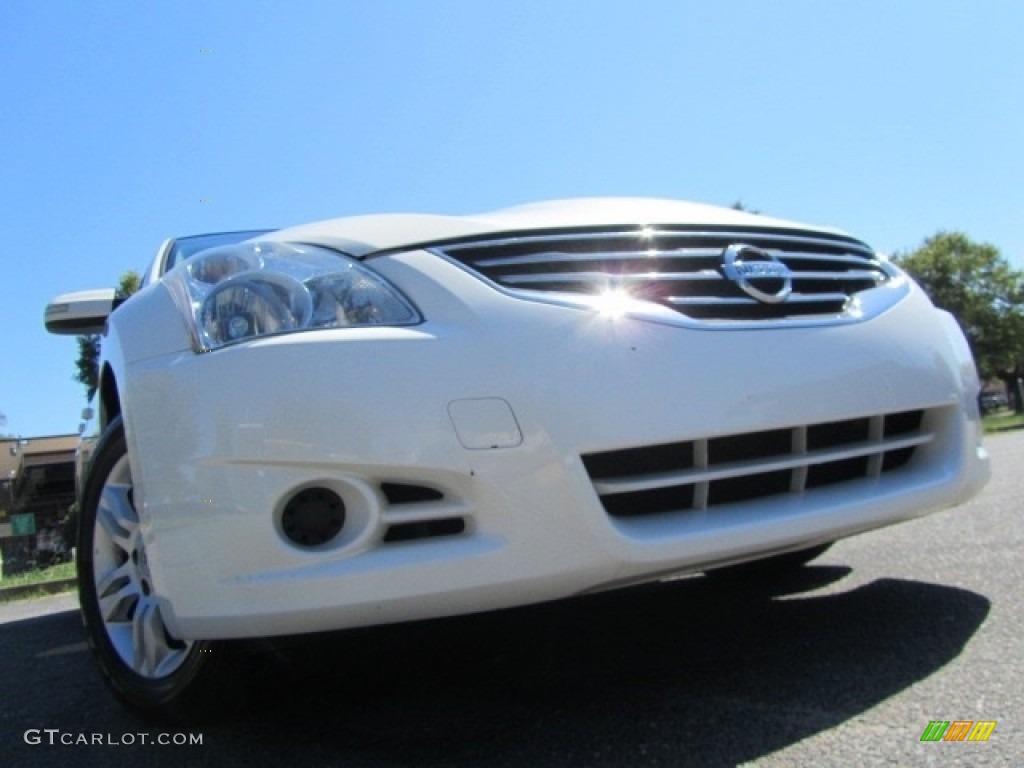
[1,431,1020,767]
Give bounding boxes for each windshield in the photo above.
[164,230,272,274]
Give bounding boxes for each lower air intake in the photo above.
[582,410,930,519]
[378,482,468,543]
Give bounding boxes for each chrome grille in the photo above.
[435,229,896,324]
[581,410,930,519]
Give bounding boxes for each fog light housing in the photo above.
[281,487,346,547]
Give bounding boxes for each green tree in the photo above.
[74,334,102,400]
[893,232,1024,409]
[73,270,142,401]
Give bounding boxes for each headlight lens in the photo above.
[166,241,421,351]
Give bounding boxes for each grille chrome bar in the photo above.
[667,293,851,307]
[474,248,722,268]
[788,269,884,282]
[502,271,725,285]
[434,228,903,325]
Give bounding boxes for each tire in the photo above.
[77,416,223,721]
[705,542,833,580]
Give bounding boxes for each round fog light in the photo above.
[281,487,346,547]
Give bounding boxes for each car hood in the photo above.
[260,197,857,258]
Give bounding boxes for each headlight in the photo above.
[166,241,421,351]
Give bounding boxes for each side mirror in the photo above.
[44,288,117,335]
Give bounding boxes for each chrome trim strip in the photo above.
[667,292,851,307]
[502,271,728,285]
[475,247,723,268]
[440,229,875,255]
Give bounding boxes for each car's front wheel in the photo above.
[77,416,222,720]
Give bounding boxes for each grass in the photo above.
[0,560,77,602]
[982,409,1024,434]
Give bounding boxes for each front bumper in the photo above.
[121,275,989,640]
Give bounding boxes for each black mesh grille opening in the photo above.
[885,410,924,437]
[796,277,879,294]
[708,428,791,465]
[806,457,871,489]
[380,483,444,505]
[383,518,465,543]
[602,485,695,518]
[707,470,792,506]
[680,300,848,321]
[882,447,916,472]
[581,440,692,480]
[807,418,871,451]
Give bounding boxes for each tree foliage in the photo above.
[74,335,102,400]
[893,232,1024,392]
[73,270,142,401]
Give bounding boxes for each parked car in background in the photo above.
[980,390,1008,415]
[45,198,989,718]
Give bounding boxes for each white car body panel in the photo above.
[81,198,987,640]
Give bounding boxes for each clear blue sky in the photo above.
[2,0,1022,437]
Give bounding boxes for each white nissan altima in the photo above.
[45,197,989,718]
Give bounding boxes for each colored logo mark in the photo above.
[920,720,997,742]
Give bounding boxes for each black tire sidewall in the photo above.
[77,416,218,720]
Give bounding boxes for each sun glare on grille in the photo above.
[435,228,900,326]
